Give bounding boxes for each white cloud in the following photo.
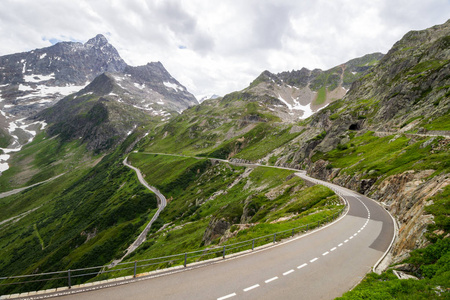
[0,0,448,98]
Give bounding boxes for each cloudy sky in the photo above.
[0,0,448,99]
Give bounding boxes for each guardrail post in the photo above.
[184,253,187,267]
[291,229,295,237]
[252,239,255,250]
[134,261,137,278]
[223,246,226,259]
[68,269,71,289]
[273,233,276,243]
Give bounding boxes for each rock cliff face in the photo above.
[371,171,448,261]
[282,20,450,262]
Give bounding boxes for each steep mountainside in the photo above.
[245,53,383,121]
[0,35,197,172]
[0,35,197,146]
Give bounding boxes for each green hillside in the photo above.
[0,20,449,298]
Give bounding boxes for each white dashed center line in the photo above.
[265,276,278,283]
[218,195,373,300]
[243,284,260,292]
[283,269,295,276]
[218,293,236,300]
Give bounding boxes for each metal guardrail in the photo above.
[0,206,344,295]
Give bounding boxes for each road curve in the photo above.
[52,163,395,300]
[109,157,167,266]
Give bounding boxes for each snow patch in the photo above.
[0,162,9,173]
[163,81,183,92]
[277,94,315,119]
[133,83,145,89]
[18,83,87,99]
[24,73,55,83]
[18,84,34,91]
[127,125,137,136]
[157,99,164,105]
[40,53,47,59]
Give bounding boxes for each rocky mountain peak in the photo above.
[0,35,197,156]
[85,34,109,47]
[243,53,384,122]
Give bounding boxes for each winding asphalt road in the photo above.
[108,157,167,267]
[50,159,395,300]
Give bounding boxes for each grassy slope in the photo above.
[115,153,342,272]
[0,132,97,192]
[313,132,450,182]
[0,130,158,294]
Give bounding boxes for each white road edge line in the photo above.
[265,276,278,283]
[283,269,294,276]
[218,293,236,300]
[243,284,260,292]
[310,257,318,263]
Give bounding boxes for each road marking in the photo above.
[349,236,354,239]
[322,251,329,256]
[265,276,278,283]
[330,247,337,251]
[297,263,307,269]
[338,243,343,247]
[344,239,349,243]
[310,257,318,263]
[283,269,294,276]
[243,284,260,292]
[358,230,361,233]
[218,293,236,300]
[354,233,358,236]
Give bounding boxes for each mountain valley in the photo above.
[0,20,449,299]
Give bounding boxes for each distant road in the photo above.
[51,154,395,300]
[0,174,64,228]
[109,157,167,267]
[0,173,64,199]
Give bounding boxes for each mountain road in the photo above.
[52,158,395,300]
